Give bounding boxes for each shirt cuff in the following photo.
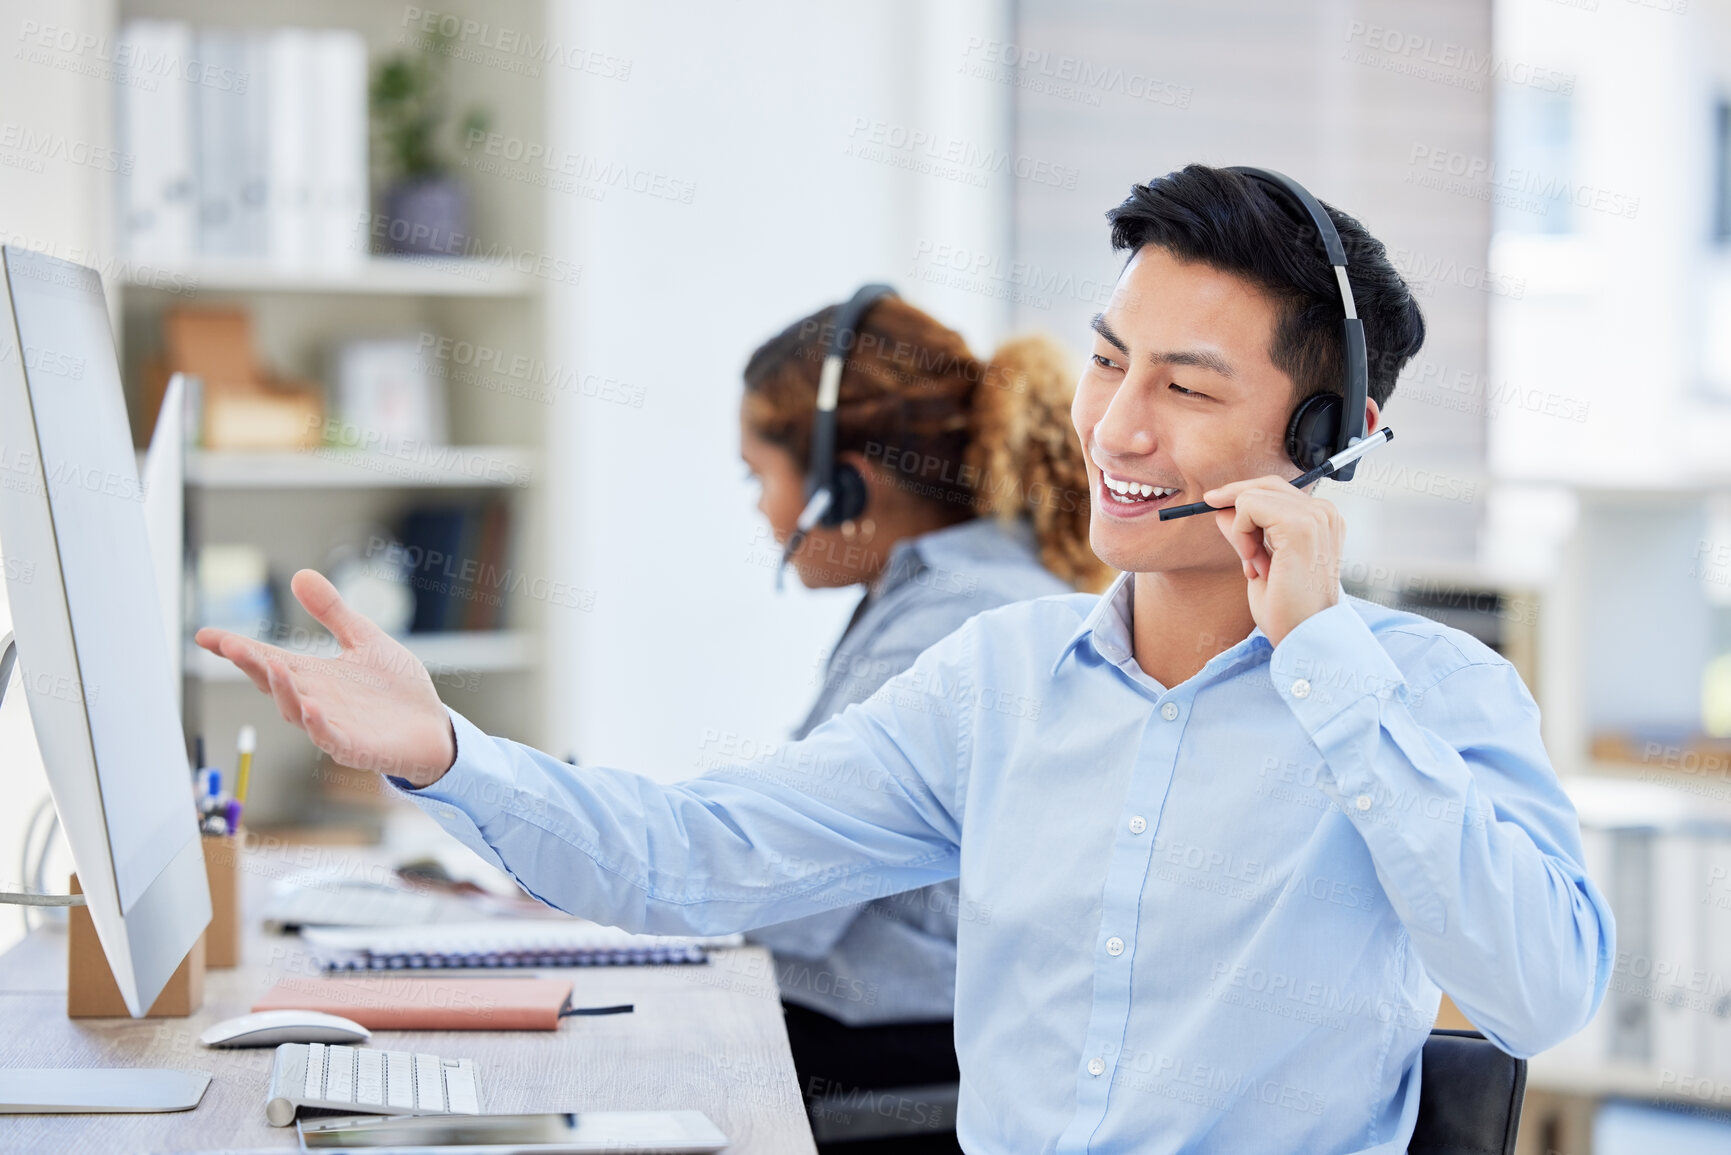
[385,706,510,862]
[1268,599,1407,794]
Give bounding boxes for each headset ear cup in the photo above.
[1285,393,1341,471]
[820,463,870,527]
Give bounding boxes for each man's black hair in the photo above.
[1105,163,1425,409]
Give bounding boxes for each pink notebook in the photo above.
[253,975,572,1030]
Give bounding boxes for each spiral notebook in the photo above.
[299,920,740,974]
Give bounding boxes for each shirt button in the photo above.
[1128,815,1147,835]
[1356,794,1373,812]
[1291,678,1311,699]
[1160,701,1179,721]
[1087,1057,1106,1077]
[1106,936,1125,956]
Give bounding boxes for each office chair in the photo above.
[1408,1029,1527,1155]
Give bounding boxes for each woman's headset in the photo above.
[776,283,898,586]
[1224,165,1371,479]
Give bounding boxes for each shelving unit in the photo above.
[105,0,558,826]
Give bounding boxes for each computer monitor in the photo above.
[0,245,209,1020]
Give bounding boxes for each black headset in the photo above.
[776,174,1363,582]
[1224,165,1370,481]
[776,283,898,585]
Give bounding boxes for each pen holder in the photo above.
[66,872,205,1018]
[203,833,240,968]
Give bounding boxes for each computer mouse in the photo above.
[198,1009,371,1048]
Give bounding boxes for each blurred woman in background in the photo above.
[740,292,1109,1153]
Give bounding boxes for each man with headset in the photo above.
[200,163,1613,1154]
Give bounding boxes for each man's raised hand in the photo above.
[193,569,457,788]
[1203,475,1346,648]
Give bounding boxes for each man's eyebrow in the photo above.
[1149,348,1235,379]
[1089,313,1236,379]
[1090,313,1128,353]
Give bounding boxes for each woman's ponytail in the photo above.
[744,297,1111,594]
[967,336,1114,593]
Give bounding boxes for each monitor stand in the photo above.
[0,1068,210,1112]
[0,884,210,1113]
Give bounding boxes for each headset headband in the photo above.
[774,283,898,590]
[805,283,897,518]
[1224,166,1370,481]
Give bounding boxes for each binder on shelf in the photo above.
[399,500,512,633]
[265,28,313,267]
[1651,831,1701,1077]
[1700,835,1731,1082]
[119,21,196,264]
[1606,828,1654,1066]
[463,502,511,631]
[402,507,466,634]
[122,23,368,268]
[193,28,250,257]
[308,29,368,266]
[233,34,269,257]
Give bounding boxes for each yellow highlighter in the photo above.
[232,724,256,824]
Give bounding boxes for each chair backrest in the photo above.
[1408,1029,1527,1155]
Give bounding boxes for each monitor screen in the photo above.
[2,247,189,914]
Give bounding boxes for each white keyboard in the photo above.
[261,882,441,931]
[265,1042,483,1127]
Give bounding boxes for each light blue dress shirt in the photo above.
[398,570,1614,1154]
[748,515,1072,1025]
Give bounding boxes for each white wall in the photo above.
[542,1,1012,777]
[1008,0,1497,571]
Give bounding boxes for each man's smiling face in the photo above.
[1072,245,1302,576]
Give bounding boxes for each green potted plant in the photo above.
[369,32,489,256]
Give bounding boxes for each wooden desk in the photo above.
[0,845,817,1153]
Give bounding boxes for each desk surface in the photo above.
[0,845,817,1154]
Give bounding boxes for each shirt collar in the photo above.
[1050,571,1273,678]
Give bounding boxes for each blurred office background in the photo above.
[0,0,1729,1149]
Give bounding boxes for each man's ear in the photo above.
[1363,396,1383,436]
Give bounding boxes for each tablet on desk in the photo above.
[295,1110,730,1153]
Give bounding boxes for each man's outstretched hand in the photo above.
[193,569,457,789]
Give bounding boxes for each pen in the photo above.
[232,724,256,830]
[559,1003,635,1017]
[1157,427,1395,521]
